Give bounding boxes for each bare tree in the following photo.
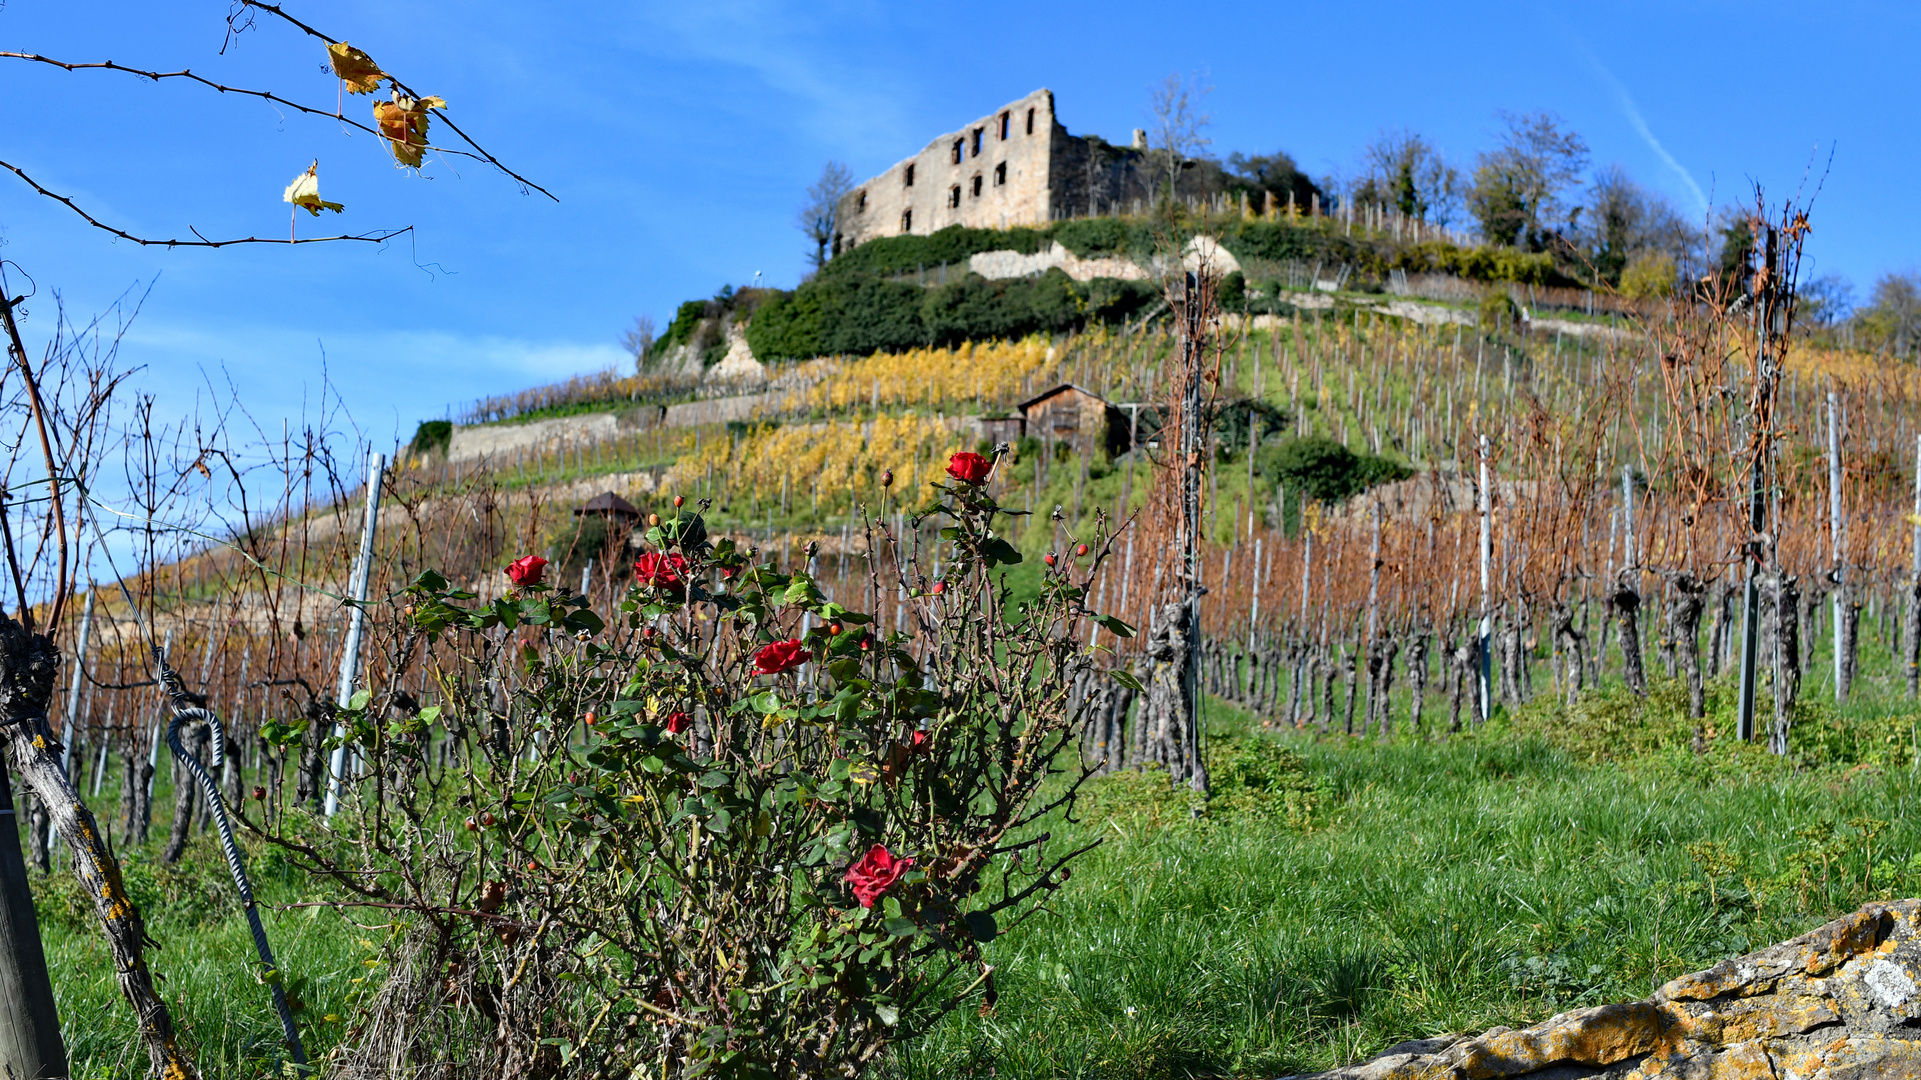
[1358,129,1462,225]
[1148,71,1213,211]
[1581,164,1691,284]
[798,161,854,270]
[1467,110,1589,249]
[621,314,657,373]
[1859,271,1921,359]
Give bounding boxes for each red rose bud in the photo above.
[673,495,685,508]
[860,634,873,651]
[829,622,843,636]
[648,513,661,526]
[945,451,992,485]
[583,711,597,726]
[843,844,914,908]
[465,817,479,831]
[1076,543,1090,557]
[930,581,945,595]
[664,711,693,735]
[479,812,496,827]
[526,861,537,872]
[505,555,548,587]
[251,786,266,801]
[1044,553,1056,567]
[633,552,689,591]
[753,639,811,675]
[880,470,894,487]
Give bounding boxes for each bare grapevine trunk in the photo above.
[1141,602,1197,782]
[1667,576,1708,719]
[162,720,208,863]
[1407,631,1429,733]
[1773,573,1802,754]
[1908,574,1921,698]
[1341,640,1360,736]
[0,620,196,1079]
[1837,582,1862,702]
[1551,602,1585,704]
[1611,581,1648,695]
[1374,635,1399,737]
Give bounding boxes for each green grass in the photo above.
[887,694,1921,1079]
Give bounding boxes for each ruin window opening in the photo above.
[904,163,915,187]
[994,162,1006,187]
[971,128,983,157]
[951,139,963,165]
[1026,108,1035,135]
[999,111,1010,140]
[856,190,867,212]
[971,175,982,198]
[948,186,961,209]
[901,209,912,232]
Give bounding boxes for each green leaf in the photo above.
[409,569,449,593]
[1109,669,1145,692]
[882,917,918,939]
[416,704,442,725]
[347,688,372,712]
[964,911,999,942]
[1094,614,1136,639]
[982,537,1023,566]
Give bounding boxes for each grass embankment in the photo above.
[894,686,1921,1079]
[31,677,1921,1078]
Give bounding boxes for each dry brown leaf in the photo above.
[283,161,344,215]
[327,42,385,95]
[373,92,444,168]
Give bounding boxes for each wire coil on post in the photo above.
[155,645,307,1071]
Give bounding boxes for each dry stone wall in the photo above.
[1286,900,1921,1079]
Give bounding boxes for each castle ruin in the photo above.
[834,89,1151,251]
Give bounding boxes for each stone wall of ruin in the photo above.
[838,88,1079,249]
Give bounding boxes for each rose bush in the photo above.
[256,460,1130,1078]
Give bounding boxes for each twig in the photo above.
[0,159,413,249]
[226,3,558,201]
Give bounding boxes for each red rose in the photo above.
[505,555,548,587]
[634,552,689,591]
[753,639,810,675]
[663,711,692,735]
[843,844,914,908]
[945,451,992,485]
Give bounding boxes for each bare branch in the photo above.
[0,159,413,248]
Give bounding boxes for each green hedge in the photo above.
[747,268,1160,360]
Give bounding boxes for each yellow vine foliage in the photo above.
[806,336,1068,413]
[663,414,963,512]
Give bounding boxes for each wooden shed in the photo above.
[1016,384,1131,457]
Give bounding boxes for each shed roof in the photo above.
[576,491,642,518]
[1015,383,1111,414]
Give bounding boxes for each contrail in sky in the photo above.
[1585,54,1710,214]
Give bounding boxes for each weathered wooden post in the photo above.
[324,450,386,819]
[1736,225,1778,742]
[0,756,65,1078]
[1908,433,1921,698]
[58,588,93,782]
[1828,391,1848,702]
[1477,435,1492,723]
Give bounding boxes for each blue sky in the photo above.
[1,0,1912,449]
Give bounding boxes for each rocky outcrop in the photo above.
[1284,900,1921,1079]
